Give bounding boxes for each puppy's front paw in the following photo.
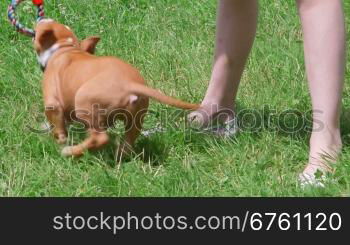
[56,134,67,145]
[61,146,73,157]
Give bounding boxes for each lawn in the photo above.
[0,0,349,197]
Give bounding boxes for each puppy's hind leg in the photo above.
[61,94,109,157]
[116,107,147,163]
[61,129,109,157]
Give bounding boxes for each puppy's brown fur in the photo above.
[33,20,199,161]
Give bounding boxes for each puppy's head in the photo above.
[33,19,100,55]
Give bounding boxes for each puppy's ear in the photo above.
[80,36,100,54]
[38,29,57,50]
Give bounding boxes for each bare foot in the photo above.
[300,128,342,187]
[187,101,239,137]
[188,102,234,127]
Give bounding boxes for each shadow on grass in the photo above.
[134,137,170,166]
[61,104,350,167]
[77,132,171,168]
[233,104,312,140]
[233,104,350,146]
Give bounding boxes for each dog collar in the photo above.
[37,41,76,71]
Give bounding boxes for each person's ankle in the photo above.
[304,127,342,176]
[310,126,342,150]
[201,99,234,119]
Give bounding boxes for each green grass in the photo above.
[0,0,349,197]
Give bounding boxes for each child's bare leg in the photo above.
[189,0,258,126]
[297,0,346,177]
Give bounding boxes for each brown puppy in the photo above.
[33,19,199,161]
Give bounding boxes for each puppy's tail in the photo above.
[128,82,199,110]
